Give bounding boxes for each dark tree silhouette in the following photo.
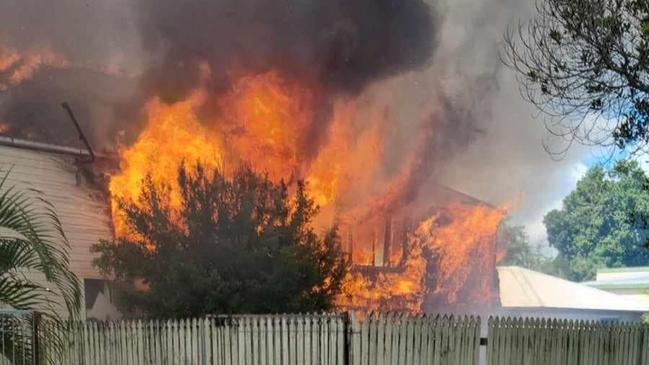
[93,163,349,317]
[504,0,649,154]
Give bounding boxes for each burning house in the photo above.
[0,0,518,316]
[337,184,505,313]
[1,102,508,318]
[100,73,507,315]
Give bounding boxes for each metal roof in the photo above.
[596,266,649,273]
[585,275,649,290]
[498,266,649,312]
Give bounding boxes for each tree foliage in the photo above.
[501,223,550,271]
[500,222,571,277]
[93,163,349,317]
[544,160,649,281]
[504,0,649,153]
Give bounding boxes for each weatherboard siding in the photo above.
[0,143,113,280]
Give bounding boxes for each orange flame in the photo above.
[419,204,505,304]
[109,90,225,237]
[336,203,505,312]
[0,47,68,90]
[218,71,316,182]
[109,69,506,312]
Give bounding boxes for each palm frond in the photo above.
[0,170,81,319]
[0,168,82,362]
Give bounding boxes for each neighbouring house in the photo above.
[583,266,649,307]
[497,266,649,322]
[0,136,120,320]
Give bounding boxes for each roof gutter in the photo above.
[586,282,649,290]
[0,135,114,160]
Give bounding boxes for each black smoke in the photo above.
[0,0,438,149]
[0,0,142,148]
[138,0,438,102]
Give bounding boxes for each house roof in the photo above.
[498,266,649,312]
[583,266,649,290]
[584,275,649,290]
[597,266,649,273]
[0,135,115,160]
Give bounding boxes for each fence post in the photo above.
[31,311,41,365]
[344,312,352,365]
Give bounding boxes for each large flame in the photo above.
[336,204,505,312]
[109,90,225,237]
[218,71,316,182]
[109,70,506,312]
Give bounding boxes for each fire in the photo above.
[307,101,386,211]
[109,69,506,312]
[420,204,505,304]
[339,238,427,312]
[336,203,505,312]
[110,70,376,232]
[0,47,68,90]
[110,71,331,236]
[218,71,316,182]
[109,90,225,237]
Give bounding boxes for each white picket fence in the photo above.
[58,314,346,365]
[0,311,35,365]
[350,313,480,365]
[28,314,649,364]
[50,313,479,365]
[487,317,649,365]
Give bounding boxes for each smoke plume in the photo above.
[0,0,591,248]
[137,0,437,100]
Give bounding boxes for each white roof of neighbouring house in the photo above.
[497,266,649,312]
[584,266,649,290]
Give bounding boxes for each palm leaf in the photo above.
[0,169,81,362]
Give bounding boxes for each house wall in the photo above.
[589,288,649,309]
[0,143,117,318]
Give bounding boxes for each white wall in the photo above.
[0,143,116,317]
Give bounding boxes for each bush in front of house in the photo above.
[93,163,349,317]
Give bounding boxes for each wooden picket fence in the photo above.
[487,317,649,365]
[0,310,36,365]
[49,313,479,365]
[350,313,480,365]
[13,313,649,364]
[57,314,346,365]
